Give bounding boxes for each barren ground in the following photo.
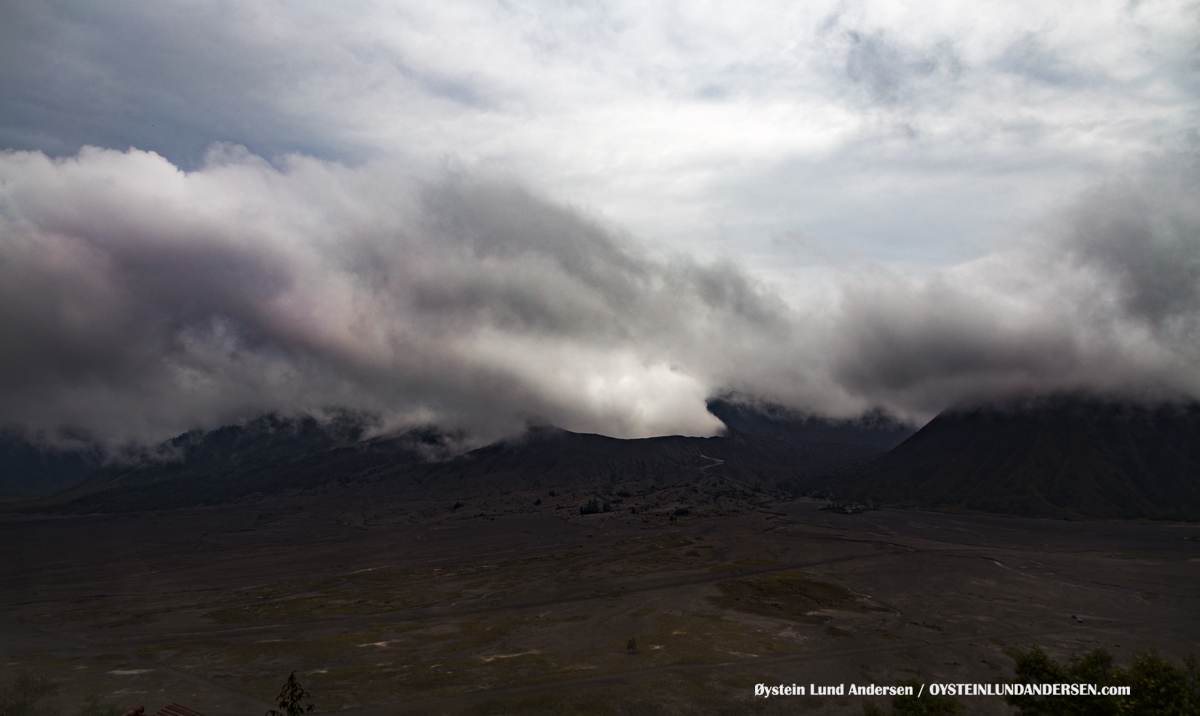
[2,491,1197,715]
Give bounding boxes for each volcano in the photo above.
[810,395,1200,521]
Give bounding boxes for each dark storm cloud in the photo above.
[1061,162,1200,325]
[2,146,1199,445]
[832,153,1200,411]
[0,146,809,444]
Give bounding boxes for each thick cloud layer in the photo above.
[835,155,1200,410]
[1,146,1198,445]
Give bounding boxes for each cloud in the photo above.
[0,145,802,444]
[1,145,1199,446]
[2,0,1194,274]
[832,152,1200,411]
[837,27,963,109]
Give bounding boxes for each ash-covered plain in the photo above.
[1,400,1197,715]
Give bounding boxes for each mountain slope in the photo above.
[810,396,1200,521]
[0,431,102,499]
[49,412,375,505]
[706,398,915,450]
[406,426,876,493]
[35,421,880,513]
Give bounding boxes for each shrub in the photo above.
[78,694,122,716]
[0,672,59,716]
[1006,645,1200,715]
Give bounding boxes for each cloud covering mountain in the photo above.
[2,0,1198,445]
[2,146,1198,445]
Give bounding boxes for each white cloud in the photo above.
[1,146,1199,445]
[1,1,1198,443]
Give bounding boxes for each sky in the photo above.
[1,0,1199,446]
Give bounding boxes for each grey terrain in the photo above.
[3,399,1197,714]
[2,489,1196,715]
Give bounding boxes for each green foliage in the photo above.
[861,680,961,716]
[1124,651,1200,715]
[1008,645,1120,716]
[77,694,122,716]
[0,671,60,716]
[265,671,314,716]
[1007,646,1200,715]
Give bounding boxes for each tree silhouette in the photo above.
[265,672,314,716]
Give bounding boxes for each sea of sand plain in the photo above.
[2,496,1197,715]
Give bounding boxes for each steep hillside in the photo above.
[810,396,1200,521]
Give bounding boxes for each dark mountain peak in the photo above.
[706,395,916,450]
[815,392,1200,521]
[507,424,573,443]
[363,424,473,463]
[136,409,378,471]
[0,428,105,499]
[39,410,384,504]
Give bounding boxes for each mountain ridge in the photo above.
[805,395,1200,521]
[706,397,916,450]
